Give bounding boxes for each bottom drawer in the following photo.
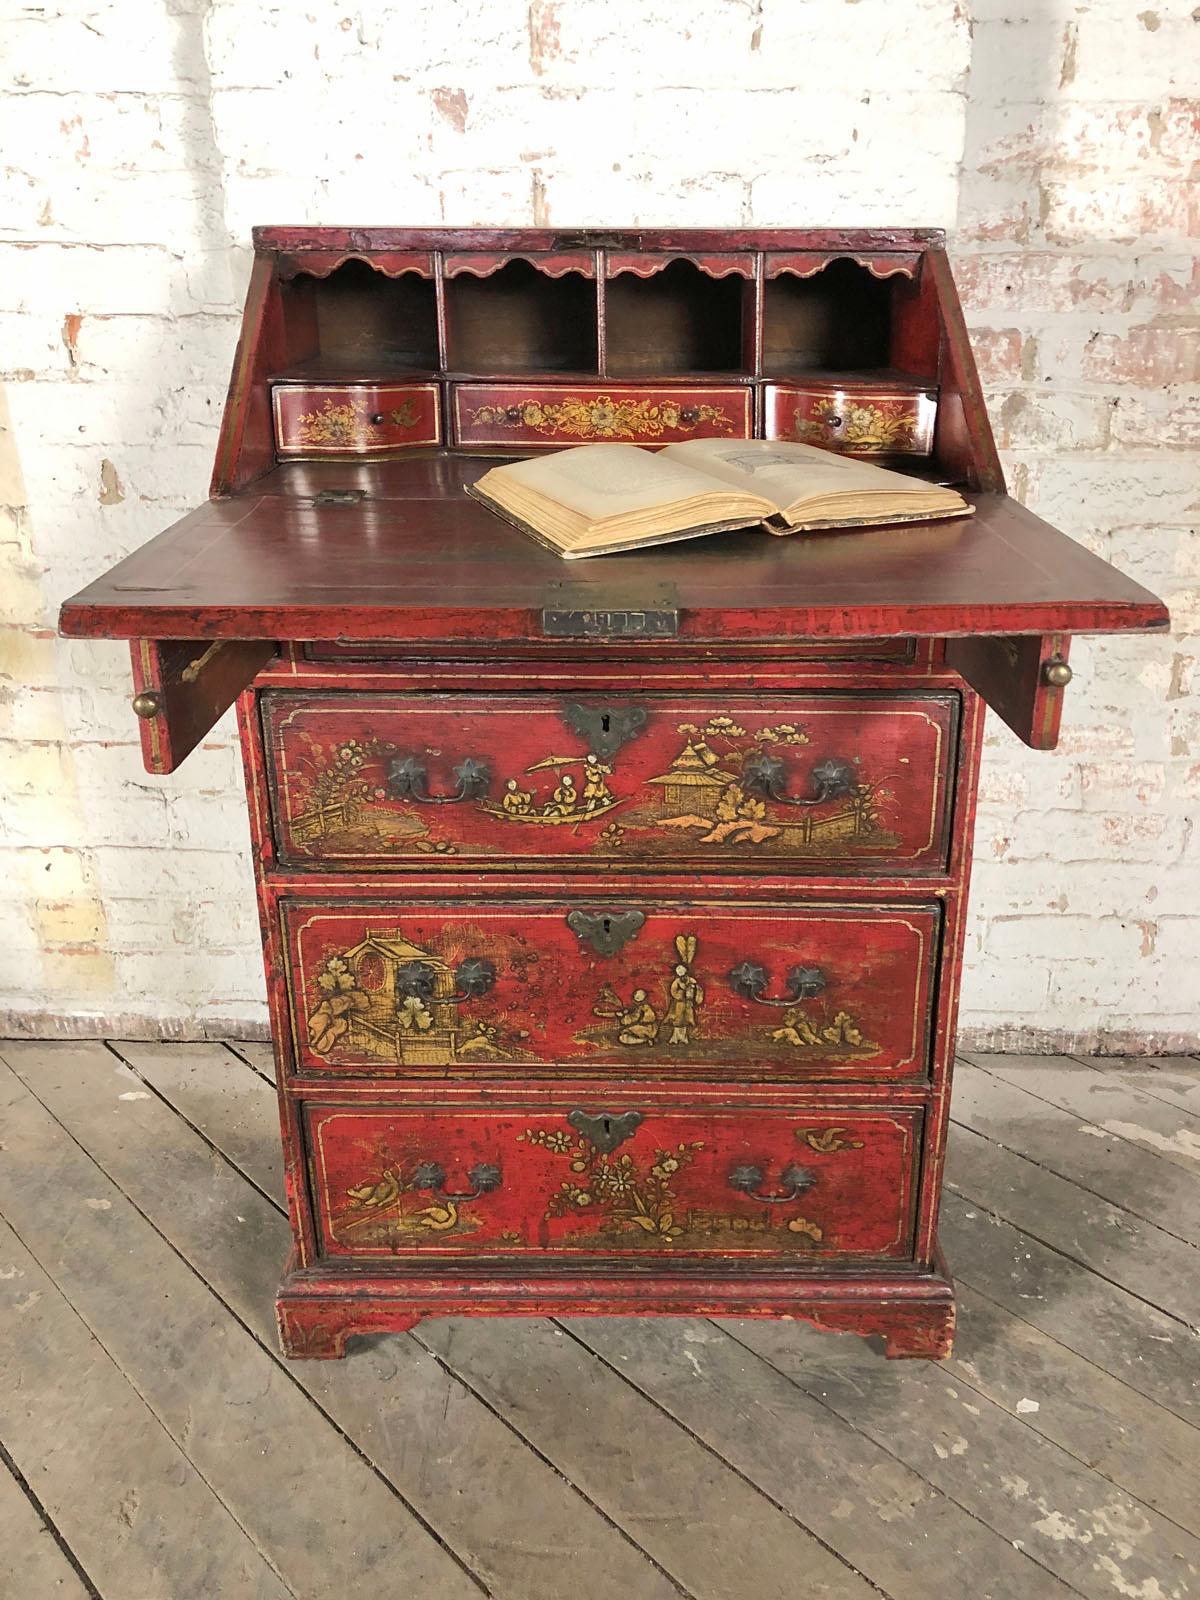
[305,1100,921,1264]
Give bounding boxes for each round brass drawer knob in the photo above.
[131,689,162,719]
[1043,659,1073,689]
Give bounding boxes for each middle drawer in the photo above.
[262,691,959,875]
[283,897,940,1081]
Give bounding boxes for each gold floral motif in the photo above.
[294,399,371,448]
[293,395,423,447]
[794,397,919,453]
[469,393,735,440]
[289,732,458,855]
[519,1126,704,1242]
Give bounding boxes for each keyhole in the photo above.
[600,714,611,734]
[602,916,612,936]
[602,1117,613,1138]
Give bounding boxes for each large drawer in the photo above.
[282,897,940,1081]
[262,691,959,874]
[305,1098,921,1263]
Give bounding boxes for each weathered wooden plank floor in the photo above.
[1,1042,1197,1600]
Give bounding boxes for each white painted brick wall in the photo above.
[1,0,1196,1050]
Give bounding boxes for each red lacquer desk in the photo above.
[60,228,1167,1359]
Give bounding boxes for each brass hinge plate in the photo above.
[540,580,679,639]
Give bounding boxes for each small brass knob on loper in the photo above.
[1043,659,1073,689]
[131,689,162,719]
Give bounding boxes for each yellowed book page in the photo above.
[661,437,958,516]
[476,442,774,524]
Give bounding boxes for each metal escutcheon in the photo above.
[567,1109,644,1154]
[566,908,646,957]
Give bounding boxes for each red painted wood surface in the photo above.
[58,456,1168,646]
[451,381,753,446]
[130,637,275,774]
[210,252,287,496]
[946,631,1071,750]
[273,383,440,454]
[280,897,940,1080]
[296,636,921,665]
[255,226,949,254]
[304,1101,920,1262]
[276,1254,956,1360]
[261,690,959,872]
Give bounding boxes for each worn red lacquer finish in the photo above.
[282,897,939,1080]
[261,690,959,872]
[58,227,1169,1364]
[306,1101,920,1261]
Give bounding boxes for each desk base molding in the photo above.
[274,1249,956,1362]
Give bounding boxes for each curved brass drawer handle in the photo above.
[728,1163,817,1203]
[394,957,497,1004]
[411,1161,502,1200]
[742,753,856,806]
[728,961,826,1007]
[387,754,491,804]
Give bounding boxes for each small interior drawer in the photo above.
[451,382,753,447]
[305,1097,922,1264]
[273,382,441,455]
[763,381,937,456]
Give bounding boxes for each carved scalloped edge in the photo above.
[443,253,596,279]
[279,252,434,281]
[767,252,919,281]
[606,254,755,280]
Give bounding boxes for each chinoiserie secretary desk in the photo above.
[60,228,1167,1360]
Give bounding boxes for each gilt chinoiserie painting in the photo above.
[305,1103,921,1261]
[283,900,939,1080]
[263,693,958,873]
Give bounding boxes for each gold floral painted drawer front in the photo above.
[305,1099,921,1262]
[282,898,940,1081]
[763,382,937,456]
[273,383,441,455]
[452,382,752,447]
[260,691,960,874]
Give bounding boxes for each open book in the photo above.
[466,438,973,559]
